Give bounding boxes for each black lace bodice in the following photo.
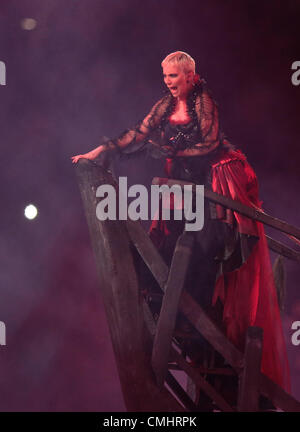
[163,120,202,152]
[110,81,229,159]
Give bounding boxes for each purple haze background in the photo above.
[0,0,300,411]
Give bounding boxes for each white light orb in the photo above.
[24,204,38,220]
[20,18,37,31]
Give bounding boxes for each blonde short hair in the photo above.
[161,51,196,74]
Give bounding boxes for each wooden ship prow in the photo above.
[74,159,300,412]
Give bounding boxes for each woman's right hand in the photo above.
[71,146,105,164]
[71,154,86,163]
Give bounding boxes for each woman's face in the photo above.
[163,63,192,99]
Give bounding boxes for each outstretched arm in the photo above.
[71,143,108,163]
[71,121,150,164]
[71,96,170,163]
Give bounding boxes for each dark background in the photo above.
[0,0,300,411]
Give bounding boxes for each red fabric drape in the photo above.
[211,150,290,393]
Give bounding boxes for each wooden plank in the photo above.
[142,298,157,338]
[237,327,263,412]
[142,247,300,412]
[152,232,194,387]
[173,330,204,340]
[74,160,183,412]
[127,209,244,371]
[286,234,300,248]
[186,377,197,405]
[152,177,300,241]
[126,219,169,288]
[260,373,300,412]
[165,372,198,411]
[143,299,235,412]
[133,221,244,371]
[179,291,244,371]
[168,364,235,376]
[171,349,235,412]
[266,235,300,263]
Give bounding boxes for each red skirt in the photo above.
[150,148,291,393]
[211,149,290,392]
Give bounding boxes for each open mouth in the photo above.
[169,86,177,91]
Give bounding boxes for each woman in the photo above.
[72,51,290,394]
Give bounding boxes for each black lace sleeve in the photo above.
[109,94,173,154]
[194,84,220,151]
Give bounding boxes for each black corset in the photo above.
[163,121,229,185]
[163,120,202,151]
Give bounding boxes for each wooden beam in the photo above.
[179,291,244,371]
[141,242,300,411]
[143,299,235,412]
[129,217,244,371]
[237,327,263,412]
[127,214,243,370]
[74,160,183,412]
[165,372,198,411]
[152,232,194,388]
[171,349,235,412]
[266,235,300,263]
[129,218,244,371]
[152,178,300,241]
[259,373,300,412]
[126,219,169,288]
